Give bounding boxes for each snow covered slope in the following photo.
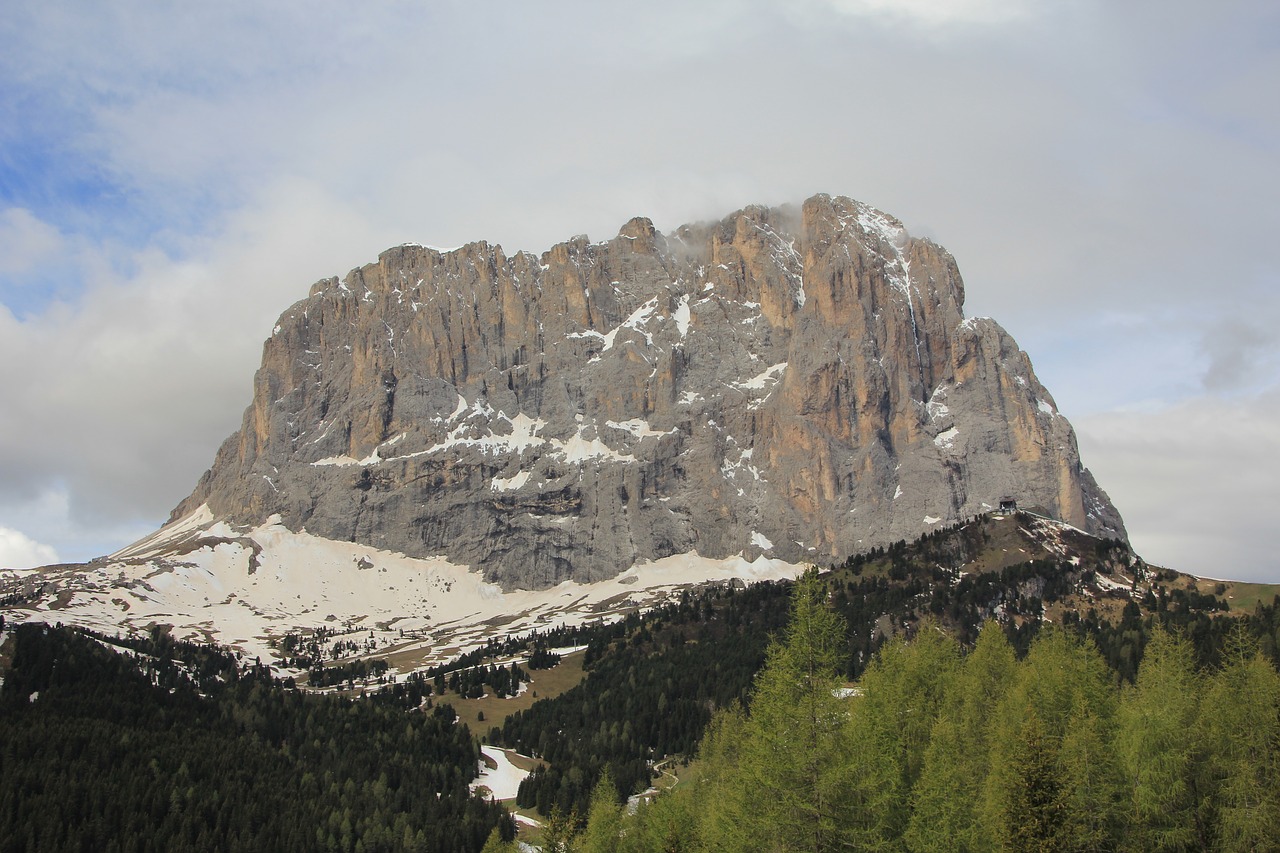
[0,505,801,672]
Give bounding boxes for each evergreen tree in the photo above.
[1115,625,1200,851]
[906,621,1016,852]
[577,769,623,853]
[1197,630,1280,851]
[842,623,960,848]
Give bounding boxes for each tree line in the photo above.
[495,571,1280,852]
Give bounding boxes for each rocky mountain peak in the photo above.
[170,194,1124,589]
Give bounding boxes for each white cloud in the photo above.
[0,526,58,569]
[0,177,390,538]
[1077,390,1280,583]
[816,0,1034,27]
[0,209,64,276]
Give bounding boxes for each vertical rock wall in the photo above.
[173,194,1125,588]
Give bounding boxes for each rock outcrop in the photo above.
[172,194,1125,588]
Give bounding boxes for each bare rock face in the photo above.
[173,194,1125,588]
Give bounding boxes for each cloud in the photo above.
[1201,320,1277,393]
[0,208,64,276]
[1076,390,1280,583]
[0,526,58,569]
[0,177,389,541]
[813,0,1034,28]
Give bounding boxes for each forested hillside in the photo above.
[501,572,1280,852]
[0,621,512,852]
[493,582,793,816]
[488,515,1280,828]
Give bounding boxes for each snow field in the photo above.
[3,507,804,677]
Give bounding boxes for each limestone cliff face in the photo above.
[173,194,1125,588]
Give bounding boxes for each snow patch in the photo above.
[313,455,359,467]
[15,517,805,679]
[432,395,469,425]
[601,297,660,352]
[674,295,690,337]
[491,471,531,491]
[556,428,636,464]
[606,419,673,439]
[470,746,530,801]
[1094,573,1131,593]
[933,427,960,450]
[739,362,788,390]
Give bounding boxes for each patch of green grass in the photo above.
[440,649,589,730]
[1220,581,1280,614]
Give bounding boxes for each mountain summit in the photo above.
[169,193,1123,588]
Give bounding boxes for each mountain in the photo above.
[0,193,1125,664]
[177,193,1122,583]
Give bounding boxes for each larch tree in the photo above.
[1115,625,1200,851]
[1197,629,1280,852]
[842,622,960,848]
[729,568,852,852]
[981,627,1116,850]
[906,620,1016,852]
[577,769,623,853]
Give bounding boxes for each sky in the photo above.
[1,0,1277,581]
